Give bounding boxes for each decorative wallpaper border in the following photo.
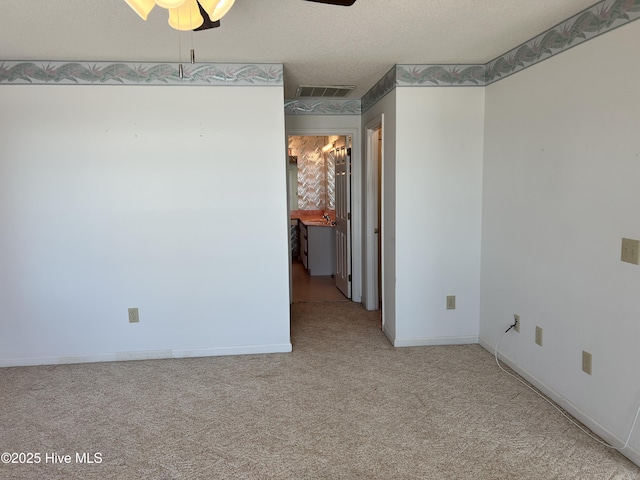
[284,98,361,115]
[1,0,639,112]
[0,62,283,86]
[361,66,397,113]
[486,0,640,84]
[358,0,640,113]
[396,64,486,87]
[360,63,487,113]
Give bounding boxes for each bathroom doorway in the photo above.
[286,131,358,304]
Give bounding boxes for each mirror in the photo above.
[288,135,343,212]
[287,155,298,210]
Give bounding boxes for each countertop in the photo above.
[291,209,336,228]
[300,219,334,227]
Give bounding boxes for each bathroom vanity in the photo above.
[297,218,336,277]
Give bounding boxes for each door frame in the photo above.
[285,128,362,304]
[364,115,384,316]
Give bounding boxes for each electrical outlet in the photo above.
[535,326,543,346]
[128,307,139,323]
[514,314,520,333]
[621,238,640,265]
[446,296,456,310]
[582,351,592,375]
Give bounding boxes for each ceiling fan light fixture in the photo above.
[154,0,187,8]
[168,0,204,30]
[124,0,156,20]
[199,0,236,21]
[124,0,233,30]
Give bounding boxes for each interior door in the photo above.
[335,143,351,298]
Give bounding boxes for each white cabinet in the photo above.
[299,221,335,276]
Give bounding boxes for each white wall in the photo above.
[285,114,360,133]
[393,87,484,346]
[0,85,291,366]
[362,91,397,341]
[481,20,640,460]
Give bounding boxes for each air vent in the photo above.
[296,85,355,98]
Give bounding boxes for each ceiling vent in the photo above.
[296,85,355,98]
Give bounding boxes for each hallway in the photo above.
[291,260,349,304]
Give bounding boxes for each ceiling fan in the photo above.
[304,0,357,5]
[193,1,220,31]
[125,0,356,33]
[192,0,357,31]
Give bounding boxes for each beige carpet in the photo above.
[1,302,638,479]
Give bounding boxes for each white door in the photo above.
[335,143,351,298]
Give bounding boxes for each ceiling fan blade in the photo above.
[193,1,221,31]
[304,0,357,6]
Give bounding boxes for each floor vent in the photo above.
[296,85,355,98]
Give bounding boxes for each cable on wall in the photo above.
[494,324,640,451]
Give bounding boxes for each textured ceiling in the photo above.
[0,0,598,97]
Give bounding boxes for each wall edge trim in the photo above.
[284,98,361,115]
[4,2,638,114]
[359,0,640,113]
[393,335,479,347]
[0,61,284,86]
[478,336,640,467]
[0,343,293,368]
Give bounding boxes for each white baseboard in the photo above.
[0,343,293,368]
[478,336,640,467]
[172,343,292,358]
[394,335,479,348]
[382,324,395,346]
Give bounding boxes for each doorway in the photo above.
[286,132,356,304]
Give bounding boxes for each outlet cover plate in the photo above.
[582,351,592,375]
[514,314,520,333]
[128,307,139,323]
[535,326,543,346]
[446,296,456,310]
[621,238,640,265]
